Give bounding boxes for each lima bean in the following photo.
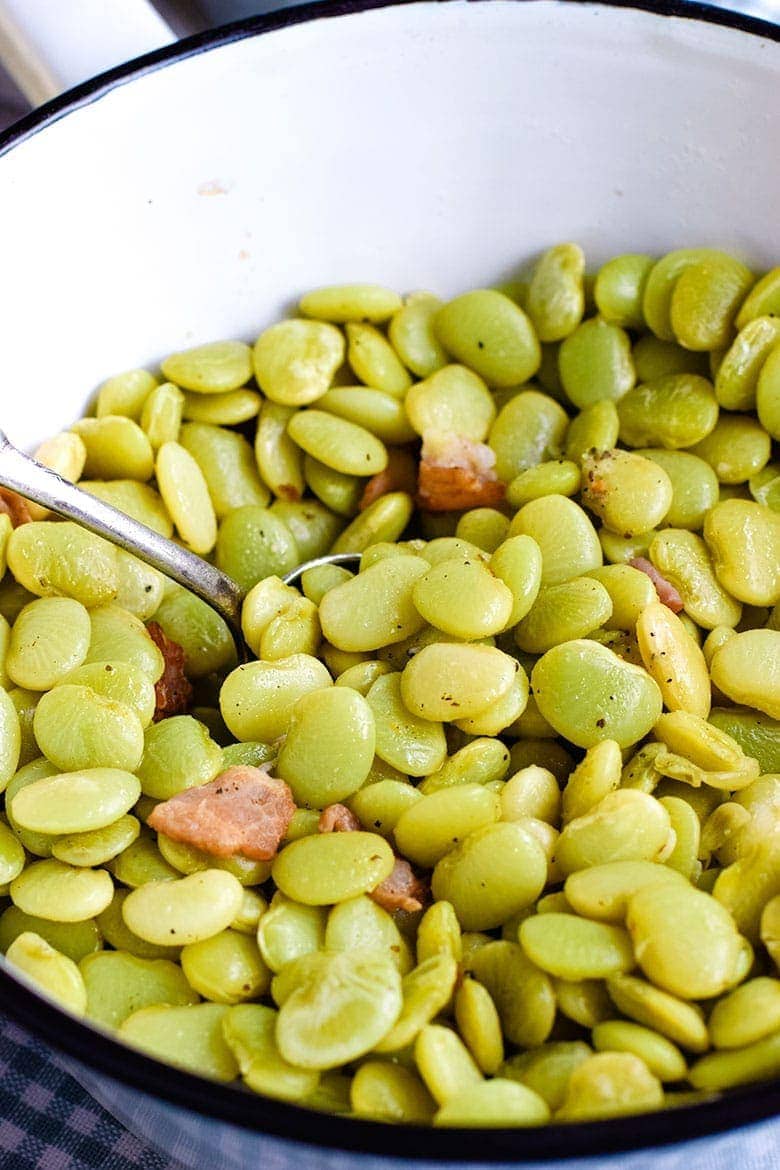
[434,290,541,387]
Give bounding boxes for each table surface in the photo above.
[1,0,780,1167]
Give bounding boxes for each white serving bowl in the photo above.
[0,2,779,1166]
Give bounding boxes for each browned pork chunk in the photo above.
[318,803,362,833]
[146,621,194,721]
[148,765,295,861]
[0,487,31,527]
[360,448,419,511]
[371,856,428,913]
[417,433,505,511]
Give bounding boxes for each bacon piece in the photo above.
[146,621,194,721]
[0,488,31,527]
[370,857,428,914]
[148,765,295,860]
[318,803,361,833]
[629,557,684,614]
[360,448,418,511]
[417,433,505,512]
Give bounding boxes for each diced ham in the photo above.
[417,433,505,512]
[146,621,194,721]
[148,765,295,860]
[629,557,685,614]
[360,448,418,511]
[0,488,31,527]
[318,803,361,833]
[370,857,428,914]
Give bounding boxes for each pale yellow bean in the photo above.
[27,433,87,521]
[531,640,662,749]
[510,496,602,586]
[11,860,113,922]
[501,766,561,825]
[414,1024,483,1105]
[181,930,270,1004]
[434,290,541,387]
[155,441,217,554]
[346,322,412,396]
[0,683,21,790]
[367,672,447,776]
[519,914,634,981]
[161,340,252,394]
[412,560,514,640]
[626,883,748,999]
[689,1031,780,1092]
[394,785,501,868]
[255,401,306,501]
[526,243,585,342]
[709,978,780,1050]
[6,932,87,1015]
[275,950,402,1069]
[11,768,140,836]
[432,822,547,932]
[72,417,154,481]
[636,602,711,718]
[468,940,556,1047]
[253,320,344,406]
[556,1052,663,1121]
[122,871,244,946]
[704,499,780,607]
[499,1041,593,1111]
[220,655,332,742]
[375,953,458,1052]
[434,1079,550,1127]
[710,630,780,719]
[300,284,402,323]
[401,644,520,723]
[95,369,157,420]
[565,860,687,923]
[351,1061,436,1124]
[319,556,428,651]
[272,832,394,905]
[405,365,495,441]
[607,973,709,1052]
[120,1003,239,1081]
[287,410,388,477]
[650,529,742,630]
[555,791,672,875]
[388,292,449,378]
[561,740,622,825]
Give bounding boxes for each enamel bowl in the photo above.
[0,2,779,1166]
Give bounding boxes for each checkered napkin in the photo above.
[0,1016,183,1170]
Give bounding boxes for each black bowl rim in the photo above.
[1,0,779,1159]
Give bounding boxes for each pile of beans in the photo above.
[0,243,779,1128]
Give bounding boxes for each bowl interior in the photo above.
[1,0,780,453]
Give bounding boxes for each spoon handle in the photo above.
[0,430,247,654]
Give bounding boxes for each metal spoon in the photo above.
[0,429,359,661]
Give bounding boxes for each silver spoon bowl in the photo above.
[0,429,359,662]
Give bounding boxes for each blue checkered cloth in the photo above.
[0,1017,183,1169]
